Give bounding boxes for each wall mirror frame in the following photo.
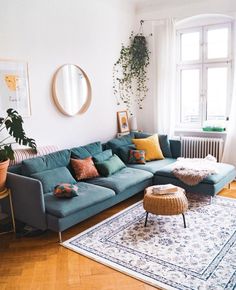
[52,64,92,116]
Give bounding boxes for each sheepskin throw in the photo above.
[172,155,218,186]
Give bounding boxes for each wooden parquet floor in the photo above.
[1,182,236,290]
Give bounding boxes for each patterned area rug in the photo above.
[62,195,236,290]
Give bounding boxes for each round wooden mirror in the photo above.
[52,64,92,116]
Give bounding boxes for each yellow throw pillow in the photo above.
[132,134,164,161]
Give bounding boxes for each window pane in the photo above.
[207,67,227,120]
[181,69,200,123]
[207,28,228,59]
[181,32,200,61]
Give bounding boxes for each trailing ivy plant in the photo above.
[113,32,150,115]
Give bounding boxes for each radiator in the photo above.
[180,136,224,162]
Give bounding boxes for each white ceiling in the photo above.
[131,0,204,12]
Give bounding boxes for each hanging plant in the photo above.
[113,30,150,115]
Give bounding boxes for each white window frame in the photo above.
[176,22,232,129]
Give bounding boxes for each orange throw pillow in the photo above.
[71,157,99,180]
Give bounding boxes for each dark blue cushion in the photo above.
[117,144,136,163]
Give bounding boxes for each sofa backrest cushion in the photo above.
[169,139,181,158]
[22,149,71,176]
[31,167,77,193]
[134,132,172,158]
[116,144,136,163]
[106,133,135,154]
[93,149,113,163]
[71,141,102,159]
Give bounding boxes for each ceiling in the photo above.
[131,0,204,12]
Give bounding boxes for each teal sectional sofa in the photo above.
[6,132,235,242]
[6,137,156,242]
[108,132,236,198]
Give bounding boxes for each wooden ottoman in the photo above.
[143,185,188,228]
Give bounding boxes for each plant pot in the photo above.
[0,159,9,193]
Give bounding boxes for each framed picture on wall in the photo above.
[117,111,130,133]
[0,60,31,117]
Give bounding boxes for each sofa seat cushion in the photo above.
[44,182,115,218]
[86,167,153,194]
[128,158,176,174]
[155,162,236,185]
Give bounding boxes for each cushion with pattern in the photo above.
[53,183,79,198]
[128,150,146,164]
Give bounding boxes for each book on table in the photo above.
[152,184,178,195]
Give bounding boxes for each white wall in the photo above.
[135,0,236,133]
[0,0,135,148]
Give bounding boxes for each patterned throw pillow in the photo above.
[71,157,99,180]
[128,150,146,164]
[53,183,79,198]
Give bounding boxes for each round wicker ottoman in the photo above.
[143,185,188,228]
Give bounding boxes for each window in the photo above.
[176,23,232,128]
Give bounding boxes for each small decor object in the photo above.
[0,60,31,117]
[71,157,99,180]
[113,22,150,114]
[128,150,146,164]
[129,115,138,131]
[0,108,37,191]
[53,183,79,198]
[117,111,129,133]
[151,184,178,195]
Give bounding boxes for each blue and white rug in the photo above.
[63,195,236,290]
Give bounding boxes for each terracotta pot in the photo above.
[0,159,10,192]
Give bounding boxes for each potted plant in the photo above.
[0,108,37,191]
[113,31,150,115]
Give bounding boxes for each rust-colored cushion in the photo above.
[71,157,99,180]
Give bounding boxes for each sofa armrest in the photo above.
[169,139,181,159]
[6,172,47,230]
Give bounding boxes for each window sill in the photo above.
[174,128,227,139]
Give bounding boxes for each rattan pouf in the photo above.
[143,185,188,228]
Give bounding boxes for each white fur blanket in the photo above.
[172,155,218,186]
